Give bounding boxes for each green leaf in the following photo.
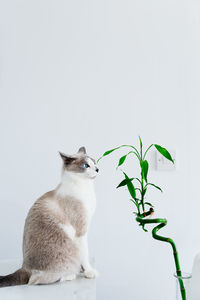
[117,155,127,168]
[139,136,143,149]
[143,187,147,196]
[130,199,140,213]
[143,144,154,159]
[103,149,117,156]
[123,172,136,199]
[139,136,143,157]
[145,202,154,207]
[140,160,149,182]
[97,144,141,163]
[116,177,134,188]
[135,188,142,194]
[117,151,140,169]
[154,144,174,163]
[141,224,148,232]
[146,183,163,193]
[97,147,119,162]
[136,178,142,184]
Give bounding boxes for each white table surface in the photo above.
[0,260,96,300]
[1,259,200,300]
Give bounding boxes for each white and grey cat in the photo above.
[0,146,98,287]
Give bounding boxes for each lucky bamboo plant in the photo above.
[97,137,186,300]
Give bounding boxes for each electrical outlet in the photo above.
[156,150,176,171]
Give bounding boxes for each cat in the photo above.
[0,146,98,287]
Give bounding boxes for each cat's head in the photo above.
[59,147,99,180]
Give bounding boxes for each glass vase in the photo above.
[174,272,192,300]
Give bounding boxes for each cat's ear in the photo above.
[77,147,87,154]
[59,152,76,164]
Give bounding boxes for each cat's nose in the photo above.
[95,167,99,173]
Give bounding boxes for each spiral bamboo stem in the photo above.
[136,208,186,300]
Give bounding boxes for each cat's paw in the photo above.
[84,268,98,279]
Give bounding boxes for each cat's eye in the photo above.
[83,163,90,169]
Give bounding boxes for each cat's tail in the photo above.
[0,268,31,288]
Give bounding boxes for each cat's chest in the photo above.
[72,185,96,217]
[58,181,96,217]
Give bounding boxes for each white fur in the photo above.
[29,270,77,285]
[56,170,96,217]
[60,274,76,282]
[29,270,61,285]
[84,268,98,278]
[85,157,98,179]
[78,234,98,278]
[56,168,97,278]
[59,223,76,240]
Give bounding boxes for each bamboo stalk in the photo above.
[136,208,186,300]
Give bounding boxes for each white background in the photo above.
[0,1,200,299]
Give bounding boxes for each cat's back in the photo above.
[24,190,57,226]
[22,190,80,273]
[23,188,88,247]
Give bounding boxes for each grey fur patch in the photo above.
[22,191,88,276]
[59,152,76,165]
[63,157,89,173]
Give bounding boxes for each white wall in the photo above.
[0,1,199,299]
